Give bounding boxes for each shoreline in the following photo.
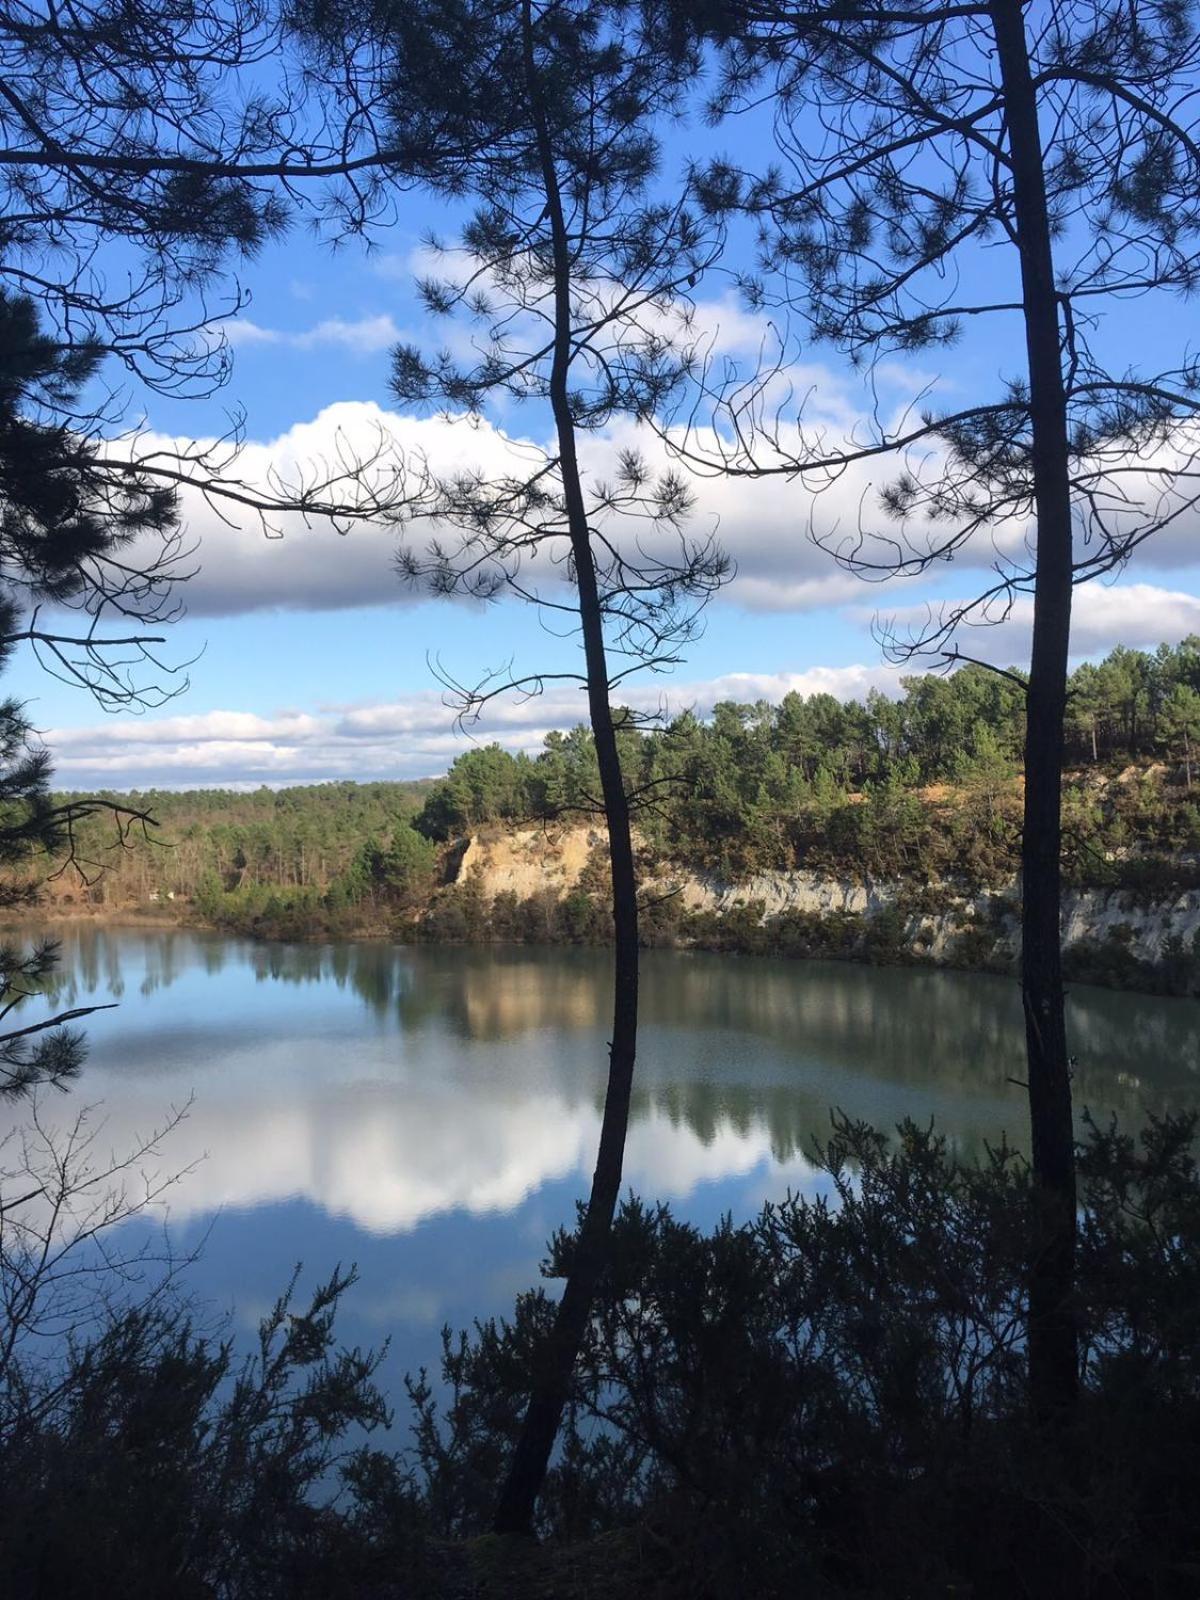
[9,899,1200,1002]
[2,907,199,932]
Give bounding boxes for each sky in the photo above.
[13,61,1200,791]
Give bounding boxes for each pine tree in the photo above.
[286,0,726,1531]
[680,0,1200,1432]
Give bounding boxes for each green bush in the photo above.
[6,1115,1200,1597]
[411,1113,1200,1599]
[0,1269,428,1600]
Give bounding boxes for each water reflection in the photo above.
[8,923,1198,1402]
[7,925,1195,1239]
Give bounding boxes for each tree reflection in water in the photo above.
[3,924,1194,1420]
[9,927,1195,1206]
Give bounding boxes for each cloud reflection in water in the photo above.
[11,926,1197,1243]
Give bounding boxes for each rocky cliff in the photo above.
[451,825,1200,981]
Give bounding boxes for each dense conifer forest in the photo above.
[42,642,1200,962]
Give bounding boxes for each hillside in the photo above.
[442,819,1200,995]
[37,779,435,919]
[16,640,1200,996]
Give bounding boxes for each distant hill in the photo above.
[37,779,436,915]
[16,643,1200,995]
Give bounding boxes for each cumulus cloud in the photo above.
[133,396,931,621]
[872,581,1200,669]
[138,402,539,617]
[45,664,905,788]
[136,269,929,623]
[120,364,1200,627]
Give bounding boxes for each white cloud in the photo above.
[1069,583,1200,654]
[873,580,1200,669]
[127,397,931,622]
[131,402,537,618]
[44,664,903,788]
[114,377,1200,632]
[675,664,902,706]
[227,314,403,354]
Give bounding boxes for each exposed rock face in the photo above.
[452,825,1200,970]
[676,871,878,919]
[455,827,605,899]
[1059,888,1200,960]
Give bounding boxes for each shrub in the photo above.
[0,1266,429,1600]
[411,1114,1200,1599]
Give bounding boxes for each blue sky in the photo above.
[14,74,1200,790]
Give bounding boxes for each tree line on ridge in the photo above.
[37,639,1200,940]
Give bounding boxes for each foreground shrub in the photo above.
[4,1111,1199,1597]
[412,1114,1200,1598]
[0,1267,428,1600]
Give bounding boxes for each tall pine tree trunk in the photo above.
[989,0,1079,1422]
[493,0,641,1536]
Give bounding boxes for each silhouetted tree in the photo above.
[678,0,1200,1432]
[287,0,726,1533]
[0,0,437,1083]
[0,292,172,1094]
[0,0,427,624]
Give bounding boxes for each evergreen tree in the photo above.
[0,297,171,1094]
[1161,682,1200,788]
[286,0,726,1531]
[681,0,1200,1433]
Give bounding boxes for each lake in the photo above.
[7,925,1200,1418]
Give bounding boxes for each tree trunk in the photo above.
[989,0,1079,1423]
[493,0,641,1536]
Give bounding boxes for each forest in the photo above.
[410,638,1200,883]
[48,640,1200,968]
[48,778,436,928]
[2,0,1200,1594]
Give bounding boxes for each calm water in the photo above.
[8,925,1200,1405]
